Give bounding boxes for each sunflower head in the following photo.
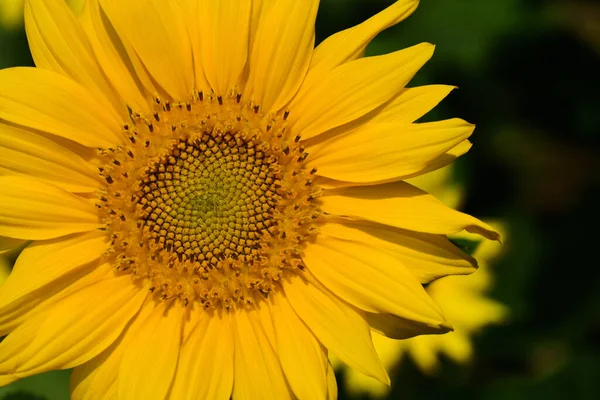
[0,0,501,399]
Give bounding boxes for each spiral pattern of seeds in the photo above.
[96,91,322,310]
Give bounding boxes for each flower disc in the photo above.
[97,92,321,309]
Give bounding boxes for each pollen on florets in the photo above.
[95,90,323,310]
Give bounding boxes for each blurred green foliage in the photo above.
[1,0,599,399]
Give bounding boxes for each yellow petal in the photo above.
[283,276,389,385]
[0,124,101,193]
[71,300,155,400]
[70,342,120,400]
[326,361,338,400]
[308,118,474,183]
[299,0,419,106]
[0,176,100,240]
[309,0,419,77]
[232,307,292,400]
[289,43,434,141]
[0,262,112,336]
[372,85,456,124]
[100,0,194,100]
[0,258,9,286]
[180,0,210,92]
[469,220,507,263]
[0,231,108,335]
[0,274,146,386]
[169,311,233,400]
[313,139,472,191]
[80,0,150,113]
[24,0,126,117]
[0,237,27,256]
[196,0,251,96]
[269,293,328,400]
[118,302,183,400]
[302,234,449,330]
[319,220,476,283]
[321,181,500,240]
[0,67,123,148]
[181,305,203,343]
[365,312,449,340]
[244,0,319,113]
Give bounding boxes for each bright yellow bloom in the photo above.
[339,201,509,398]
[0,0,83,29]
[0,0,498,398]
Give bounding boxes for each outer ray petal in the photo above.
[169,311,233,400]
[244,0,319,113]
[181,305,203,342]
[302,235,450,331]
[232,307,292,400]
[309,0,419,77]
[0,262,112,336]
[0,231,109,334]
[180,0,210,92]
[321,181,500,240]
[326,361,338,400]
[289,43,434,140]
[0,67,123,148]
[0,274,147,386]
[0,237,26,255]
[283,276,389,385]
[0,176,101,240]
[70,300,155,400]
[308,118,474,183]
[365,312,448,340]
[299,0,419,102]
[372,85,456,124]
[269,293,328,400]
[80,0,150,113]
[118,302,184,400]
[0,124,101,193]
[314,140,472,190]
[100,0,194,100]
[196,0,251,96]
[24,0,126,118]
[319,220,476,283]
[70,338,121,400]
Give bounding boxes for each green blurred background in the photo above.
[1,0,599,399]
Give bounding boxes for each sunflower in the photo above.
[0,0,499,399]
[338,169,509,398]
[0,0,83,29]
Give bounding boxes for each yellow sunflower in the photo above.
[339,167,509,398]
[0,0,499,399]
[0,0,83,29]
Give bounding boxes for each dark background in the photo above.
[1,0,599,399]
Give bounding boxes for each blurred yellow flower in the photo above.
[338,167,509,397]
[407,162,466,211]
[0,0,83,29]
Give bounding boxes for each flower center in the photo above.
[96,91,322,309]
